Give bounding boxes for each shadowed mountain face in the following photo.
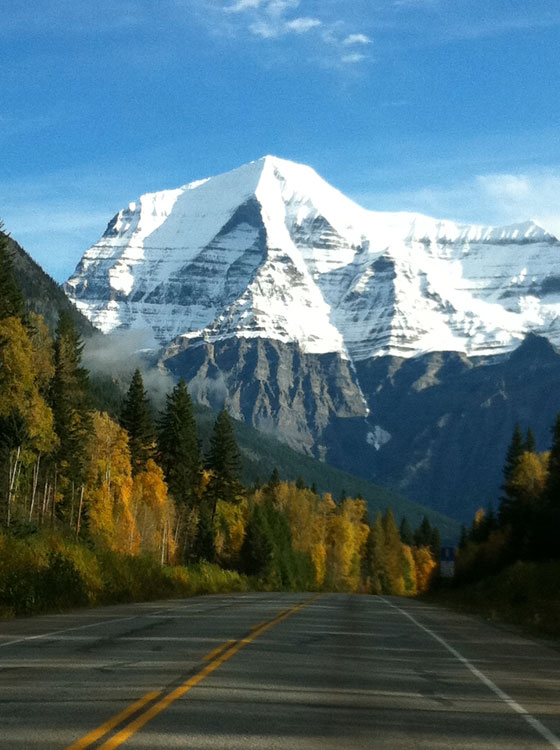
[63,156,560,521]
[3,232,97,338]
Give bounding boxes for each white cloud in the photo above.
[285,17,321,33]
[343,33,371,45]
[225,0,264,12]
[341,53,366,64]
[356,170,560,239]
[214,0,370,63]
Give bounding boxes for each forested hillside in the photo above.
[2,229,96,338]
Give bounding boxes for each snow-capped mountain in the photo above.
[65,156,560,522]
[65,155,560,361]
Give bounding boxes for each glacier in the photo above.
[65,155,560,361]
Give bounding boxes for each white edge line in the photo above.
[0,610,169,650]
[380,597,560,750]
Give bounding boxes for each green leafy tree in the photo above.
[120,369,156,476]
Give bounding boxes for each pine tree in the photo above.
[430,527,442,559]
[399,516,414,546]
[121,369,156,476]
[542,415,560,557]
[49,312,92,519]
[499,423,526,527]
[414,515,433,547]
[525,428,536,454]
[295,475,306,490]
[0,223,25,321]
[158,379,200,508]
[240,504,274,577]
[205,410,243,516]
[268,467,280,488]
[544,415,560,505]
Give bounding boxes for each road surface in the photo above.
[0,593,559,749]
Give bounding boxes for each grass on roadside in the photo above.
[0,529,249,618]
[428,560,560,638]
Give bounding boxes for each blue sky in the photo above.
[2,0,560,280]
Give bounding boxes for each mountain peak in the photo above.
[65,156,560,361]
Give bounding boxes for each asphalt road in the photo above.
[0,592,559,749]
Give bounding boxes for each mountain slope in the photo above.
[3,232,97,338]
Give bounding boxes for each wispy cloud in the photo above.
[343,33,372,46]
[355,169,560,239]
[341,53,366,64]
[196,0,373,65]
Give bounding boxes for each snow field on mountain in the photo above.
[66,155,560,361]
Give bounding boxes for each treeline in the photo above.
[457,423,560,583]
[448,422,560,634]
[0,223,440,609]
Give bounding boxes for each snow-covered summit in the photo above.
[65,156,560,360]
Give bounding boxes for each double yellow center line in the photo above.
[66,594,321,750]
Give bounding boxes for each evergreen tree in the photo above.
[542,414,560,557]
[295,474,306,490]
[399,516,414,546]
[414,515,433,547]
[458,524,468,549]
[268,467,280,488]
[49,312,92,518]
[430,527,442,559]
[525,428,536,454]
[120,369,156,476]
[205,410,243,517]
[499,423,525,526]
[195,504,216,563]
[240,504,274,578]
[544,415,560,505]
[158,379,200,508]
[0,223,25,321]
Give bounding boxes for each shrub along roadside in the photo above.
[0,530,249,618]
[427,560,560,638]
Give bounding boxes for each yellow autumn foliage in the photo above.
[132,459,176,563]
[0,316,56,453]
[85,412,136,553]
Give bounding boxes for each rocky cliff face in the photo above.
[163,336,369,457]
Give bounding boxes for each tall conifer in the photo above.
[121,369,156,476]
[499,423,525,526]
[49,312,92,519]
[206,410,243,512]
[158,379,200,507]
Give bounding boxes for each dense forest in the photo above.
[0,224,441,616]
[445,423,560,633]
